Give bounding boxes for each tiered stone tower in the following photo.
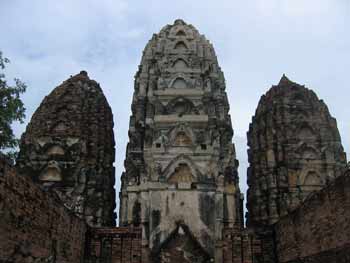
[246,76,347,228]
[119,19,242,262]
[17,71,116,227]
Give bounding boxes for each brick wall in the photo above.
[0,156,86,263]
[2,146,349,263]
[84,227,142,263]
[222,227,262,263]
[274,171,350,263]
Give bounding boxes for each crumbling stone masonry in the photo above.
[84,227,142,263]
[222,227,262,263]
[119,19,243,262]
[17,71,116,227]
[274,167,350,263]
[246,75,347,228]
[0,155,86,263]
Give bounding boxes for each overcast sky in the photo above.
[1,0,349,217]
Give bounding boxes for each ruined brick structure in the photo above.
[0,154,86,263]
[119,19,243,262]
[1,19,349,263]
[17,71,116,227]
[222,227,262,263]
[274,168,350,262]
[85,227,142,263]
[246,75,347,228]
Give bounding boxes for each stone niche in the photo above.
[39,160,62,182]
[172,77,188,89]
[174,132,192,146]
[168,163,194,184]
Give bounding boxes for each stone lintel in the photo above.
[154,89,204,97]
[154,114,208,123]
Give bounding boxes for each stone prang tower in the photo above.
[246,76,347,229]
[17,71,116,227]
[119,19,242,262]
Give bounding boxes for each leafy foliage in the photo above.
[0,51,26,159]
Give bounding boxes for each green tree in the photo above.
[0,51,26,159]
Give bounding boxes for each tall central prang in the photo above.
[119,19,242,262]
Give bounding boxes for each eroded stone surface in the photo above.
[17,71,116,227]
[246,75,347,228]
[275,167,350,263]
[119,19,242,261]
[84,227,142,263]
[0,155,86,263]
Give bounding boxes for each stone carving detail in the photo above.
[168,123,194,147]
[173,59,188,71]
[39,160,62,182]
[171,77,188,89]
[119,19,241,262]
[17,71,116,227]
[168,163,194,184]
[166,97,195,116]
[246,75,347,228]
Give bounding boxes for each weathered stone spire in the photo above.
[278,74,294,85]
[17,71,116,227]
[246,76,347,228]
[119,19,241,262]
